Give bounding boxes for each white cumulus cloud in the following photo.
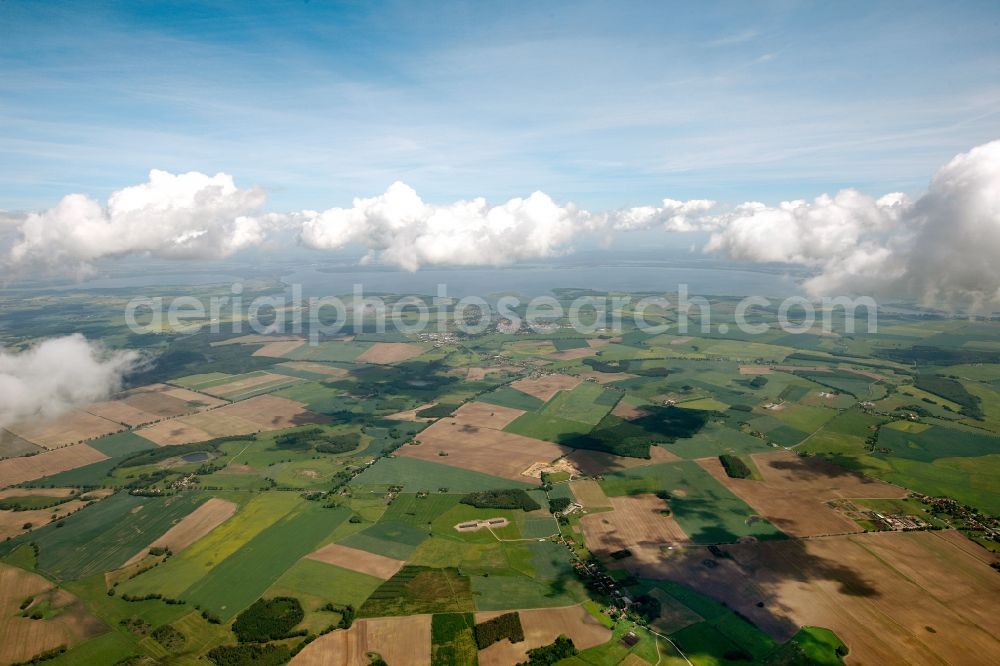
[5,170,271,276]
[605,198,718,232]
[298,181,601,271]
[0,334,144,429]
[5,140,1000,306]
[703,140,1000,306]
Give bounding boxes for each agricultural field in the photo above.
[291,615,432,666]
[402,417,571,481]
[0,563,107,665]
[4,410,123,450]
[655,531,1000,665]
[135,394,330,445]
[122,497,238,566]
[0,444,109,489]
[476,605,612,666]
[306,543,405,579]
[510,373,582,401]
[85,383,227,427]
[698,450,907,537]
[1,294,1000,665]
[0,492,210,581]
[173,370,304,400]
[597,460,786,544]
[580,494,691,567]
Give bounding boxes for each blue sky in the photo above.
[2,0,999,213]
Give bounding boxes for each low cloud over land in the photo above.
[0,334,143,428]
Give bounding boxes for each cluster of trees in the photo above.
[118,592,185,605]
[206,644,291,666]
[232,597,305,643]
[0,495,75,512]
[460,489,541,511]
[319,602,355,629]
[914,374,983,418]
[474,612,524,649]
[118,616,151,636]
[632,593,662,622]
[415,403,459,418]
[10,645,67,666]
[115,437,248,470]
[548,497,571,514]
[151,624,186,651]
[274,427,359,454]
[517,635,577,665]
[877,345,1000,366]
[719,454,752,479]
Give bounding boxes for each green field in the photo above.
[339,520,430,559]
[352,456,534,492]
[85,431,158,458]
[504,412,594,441]
[431,613,479,666]
[470,570,588,610]
[381,493,462,526]
[599,461,785,543]
[358,566,475,616]
[119,492,301,599]
[542,382,619,425]
[284,340,374,362]
[4,289,999,666]
[876,423,1000,462]
[265,558,384,631]
[184,503,351,620]
[478,385,546,411]
[0,492,208,580]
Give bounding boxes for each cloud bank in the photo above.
[298,181,601,271]
[3,140,999,305]
[0,334,144,429]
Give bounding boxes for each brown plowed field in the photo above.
[0,499,89,539]
[253,339,307,357]
[403,418,569,481]
[355,342,426,364]
[137,395,328,446]
[450,402,525,430]
[476,605,611,666]
[7,411,122,449]
[650,531,1000,665]
[698,450,905,537]
[510,374,581,401]
[580,495,690,569]
[0,563,106,664]
[567,445,679,476]
[306,543,405,579]
[0,444,108,488]
[276,361,350,378]
[290,615,431,666]
[123,498,237,566]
